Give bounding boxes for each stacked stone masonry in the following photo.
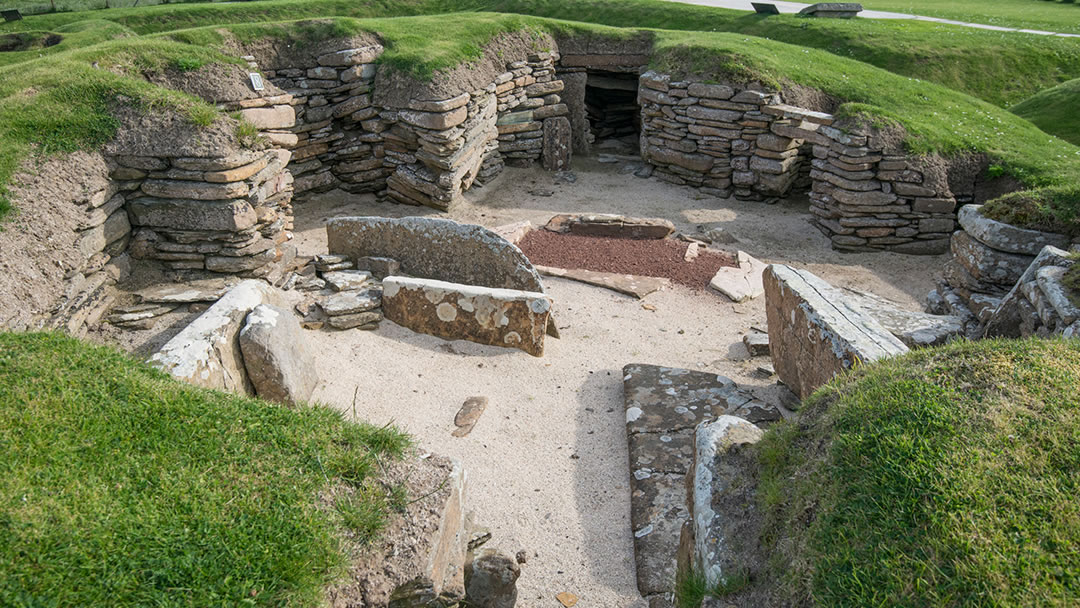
[258,44,570,211]
[638,71,957,254]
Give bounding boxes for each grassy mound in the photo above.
[757,338,1080,606]
[1013,77,1080,146]
[0,332,409,607]
[858,0,1080,34]
[3,0,1080,107]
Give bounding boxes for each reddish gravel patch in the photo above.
[518,230,736,290]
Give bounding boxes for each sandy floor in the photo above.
[289,159,945,606]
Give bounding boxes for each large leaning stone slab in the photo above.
[327,216,545,292]
[841,288,964,348]
[958,204,1069,256]
[136,278,237,303]
[690,416,764,588]
[239,304,318,405]
[382,277,552,357]
[535,265,668,299]
[543,213,675,240]
[763,264,908,399]
[149,280,277,395]
[127,197,257,231]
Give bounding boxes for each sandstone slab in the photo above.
[382,277,552,356]
[136,278,236,303]
[536,265,668,299]
[543,213,675,240]
[127,197,257,232]
[763,264,908,399]
[239,304,318,405]
[149,280,278,395]
[327,216,545,292]
[708,251,766,303]
[958,204,1069,255]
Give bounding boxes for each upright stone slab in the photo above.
[763,265,908,399]
[327,217,544,292]
[984,245,1074,338]
[382,277,552,357]
[149,280,277,395]
[239,304,319,405]
[690,416,764,588]
[622,365,782,605]
[542,116,572,171]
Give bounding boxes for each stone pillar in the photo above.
[542,116,572,171]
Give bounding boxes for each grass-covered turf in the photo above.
[1012,77,1080,145]
[0,19,135,67]
[3,0,1080,108]
[0,331,410,606]
[859,0,1080,34]
[756,338,1080,606]
[0,8,1078,229]
[1064,255,1080,306]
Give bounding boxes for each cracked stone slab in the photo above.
[708,251,766,303]
[536,265,668,299]
[622,364,783,600]
[763,264,908,399]
[841,287,965,348]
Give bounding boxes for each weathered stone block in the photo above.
[764,264,908,398]
[541,116,572,171]
[127,198,257,231]
[544,213,675,239]
[951,230,1034,286]
[149,280,278,395]
[957,204,1069,255]
[382,277,552,357]
[399,107,468,130]
[239,105,296,130]
[142,179,248,201]
[239,304,318,405]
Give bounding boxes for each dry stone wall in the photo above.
[638,71,957,254]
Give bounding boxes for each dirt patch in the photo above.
[518,230,736,290]
[146,63,284,104]
[0,32,62,53]
[781,83,841,114]
[324,453,456,608]
[104,104,241,158]
[229,27,382,71]
[374,30,558,107]
[0,150,110,331]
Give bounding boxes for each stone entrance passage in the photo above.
[586,71,641,156]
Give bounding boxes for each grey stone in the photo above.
[958,204,1069,255]
[842,288,965,348]
[452,396,488,438]
[543,213,675,240]
[355,256,402,279]
[951,230,1034,286]
[136,278,235,303]
[320,289,381,315]
[465,549,519,608]
[709,251,766,303]
[149,280,280,395]
[322,270,372,292]
[327,217,545,293]
[689,416,764,588]
[326,311,382,330]
[542,116,572,171]
[536,265,668,299]
[742,332,770,356]
[239,304,318,405]
[127,197,257,232]
[763,265,908,399]
[382,278,552,357]
[1037,266,1080,326]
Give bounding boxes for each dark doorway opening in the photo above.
[585,70,640,157]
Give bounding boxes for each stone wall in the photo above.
[638,71,958,254]
[492,52,569,171]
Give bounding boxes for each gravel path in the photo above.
[665,0,1080,38]
[293,159,946,606]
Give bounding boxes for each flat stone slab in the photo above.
[136,278,237,303]
[763,265,908,399]
[958,204,1069,256]
[319,289,381,316]
[327,216,544,292]
[622,364,782,599]
[544,213,675,240]
[239,304,318,405]
[709,251,766,303]
[149,280,278,395]
[535,265,668,299]
[842,288,965,348]
[382,277,552,357]
[322,270,372,292]
[799,2,862,17]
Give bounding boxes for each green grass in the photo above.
[1064,254,1080,306]
[1012,77,1080,145]
[859,0,1080,35]
[0,331,410,607]
[757,338,1080,606]
[3,0,1080,107]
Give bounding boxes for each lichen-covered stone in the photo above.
[327,216,545,293]
[763,264,908,399]
[958,204,1069,255]
[382,277,551,357]
[239,304,318,405]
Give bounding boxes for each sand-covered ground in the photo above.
[288,159,945,606]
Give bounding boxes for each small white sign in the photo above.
[249,73,265,92]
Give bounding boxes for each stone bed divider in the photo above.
[381,277,553,357]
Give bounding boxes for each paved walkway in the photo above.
[666,0,1080,38]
